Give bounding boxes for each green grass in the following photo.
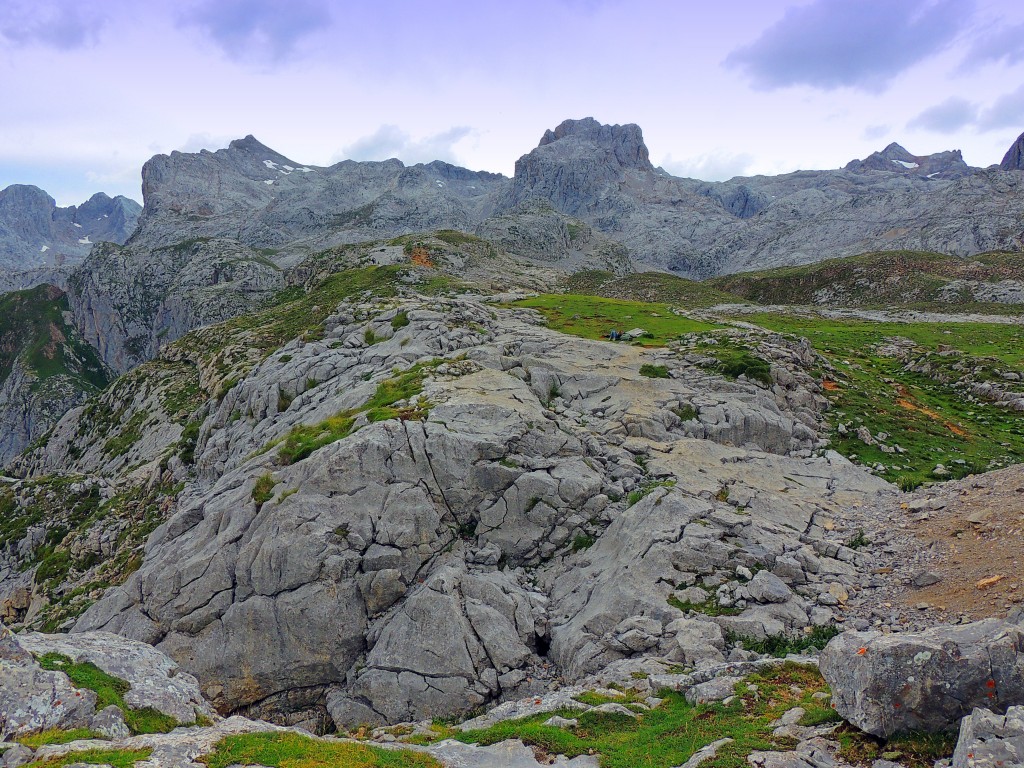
[0,284,108,392]
[252,473,277,507]
[742,313,1024,485]
[512,295,719,346]
[36,653,178,735]
[391,310,410,330]
[726,626,841,657]
[562,271,742,308]
[199,732,440,768]
[713,349,772,386]
[271,360,440,465]
[17,729,100,748]
[668,589,742,618]
[453,663,845,768]
[836,726,958,768]
[708,250,1024,310]
[639,364,670,379]
[24,748,153,768]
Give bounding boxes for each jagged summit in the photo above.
[536,117,654,173]
[0,184,140,272]
[1001,130,1024,171]
[845,142,969,178]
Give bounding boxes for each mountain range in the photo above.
[0,118,1022,461]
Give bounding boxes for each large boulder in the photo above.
[17,631,215,724]
[953,706,1024,768]
[0,623,96,739]
[820,620,1024,737]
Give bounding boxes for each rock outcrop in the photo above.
[953,706,1024,768]
[54,293,891,729]
[1001,131,1024,171]
[0,622,213,740]
[820,619,1024,737]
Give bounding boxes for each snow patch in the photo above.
[927,172,940,179]
[263,160,279,169]
[893,160,919,169]
[40,245,49,252]
[435,180,445,187]
[282,165,293,171]
[264,180,274,185]
[78,236,92,244]
[73,222,82,228]
[297,167,313,173]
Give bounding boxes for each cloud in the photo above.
[978,84,1024,131]
[862,124,892,141]
[963,21,1024,69]
[341,125,475,165]
[177,133,235,154]
[907,97,979,132]
[0,0,109,49]
[660,151,754,181]
[726,0,968,91]
[182,0,330,63]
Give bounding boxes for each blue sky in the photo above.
[1,0,1023,205]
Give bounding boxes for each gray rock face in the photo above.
[1001,131,1024,171]
[67,237,284,374]
[16,630,216,724]
[820,620,1024,737]
[953,706,1024,768]
[61,295,891,729]
[0,185,140,273]
[0,622,97,739]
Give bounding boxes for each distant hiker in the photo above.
[608,329,621,341]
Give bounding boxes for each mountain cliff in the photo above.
[1002,130,1024,171]
[0,186,140,273]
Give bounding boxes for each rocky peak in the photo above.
[1001,130,1024,171]
[845,142,970,178]
[537,117,653,173]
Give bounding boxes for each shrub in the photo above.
[640,364,670,379]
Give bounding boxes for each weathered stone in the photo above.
[953,706,1024,768]
[821,620,1024,737]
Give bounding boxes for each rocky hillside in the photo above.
[708,249,1024,308]
[0,284,109,465]
[0,185,140,273]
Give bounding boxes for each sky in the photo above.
[2,0,1024,206]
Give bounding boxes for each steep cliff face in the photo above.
[66,239,284,375]
[0,186,140,272]
[0,284,109,465]
[1002,131,1024,171]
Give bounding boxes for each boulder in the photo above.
[746,571,793,604]
[0,622,97,740]
[820,620,1024,737]
[953,706,1024,768]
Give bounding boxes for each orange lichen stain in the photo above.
[857,647,868,655]
[895,394,968,437]
[410,246,434,268]
[822,380,840,392]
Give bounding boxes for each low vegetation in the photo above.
[200,732,440,768]
[271,360,439,465]
[23,747,154,768]
[448,663,838,768]
[37,653,178,734]
[512,294,718,344]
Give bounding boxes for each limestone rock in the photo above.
[953,706,1024,768]
[820,620,1024,737]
